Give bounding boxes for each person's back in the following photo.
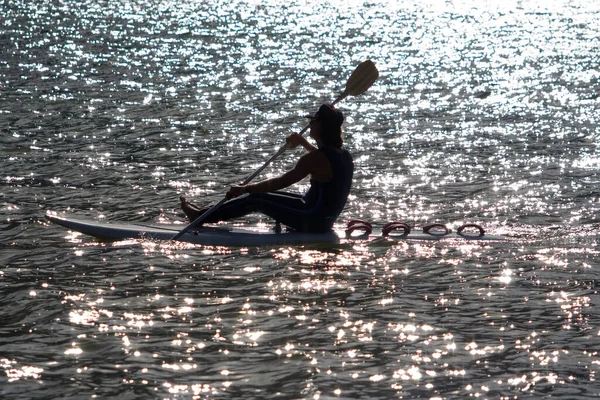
[303,147,354,230]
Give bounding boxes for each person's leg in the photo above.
[181,193,313,231]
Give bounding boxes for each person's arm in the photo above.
[226,152,316,199]
[286,133,317,152]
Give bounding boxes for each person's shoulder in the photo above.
[320,146,347,154]
[327,147,353,159]
[301,149,329,162]
[298,149,331,171]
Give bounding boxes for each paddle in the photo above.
[171,60,379,240]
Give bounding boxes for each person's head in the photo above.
[306,104,344,148]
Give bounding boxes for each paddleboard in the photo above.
[46,212,338,246]
[46,212,506,246]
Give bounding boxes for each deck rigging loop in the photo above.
[423,223,451,236]
[345,219,373,238]
[456,223,485,237]
[382,221,411,237]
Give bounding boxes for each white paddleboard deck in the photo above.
[47,212,506,246]
[46,212,338,246]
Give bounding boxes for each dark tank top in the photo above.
[303,147,354,229]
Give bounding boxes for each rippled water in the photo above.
[1,0,599,398]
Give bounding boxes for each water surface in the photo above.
[1,0,599,398]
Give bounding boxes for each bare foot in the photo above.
[180,196,202,221]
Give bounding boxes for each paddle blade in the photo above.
[345,59,379,96]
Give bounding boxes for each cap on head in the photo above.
[306,104,344,129]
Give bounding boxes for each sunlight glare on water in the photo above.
[1,0,600,398]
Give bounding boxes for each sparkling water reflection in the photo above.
[2,0,600,398]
